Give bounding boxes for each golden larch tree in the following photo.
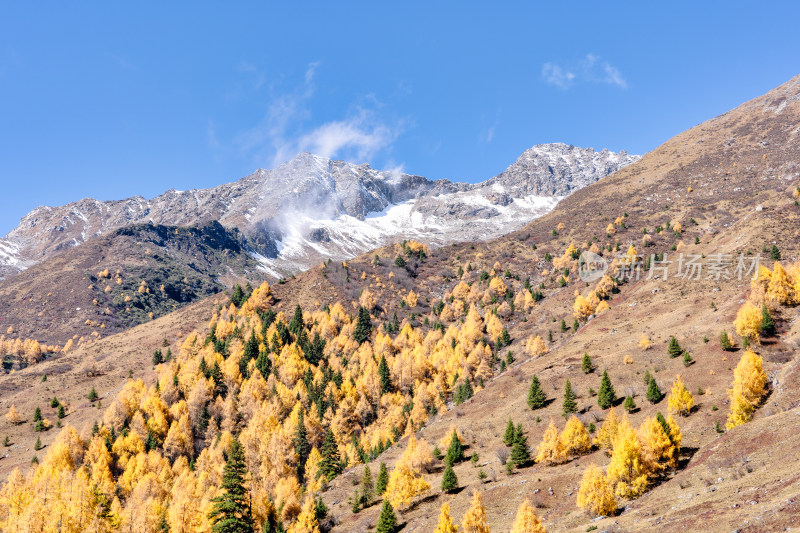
[384,463,430,510]
[576,463,616,517]
[434,501,458,533]
[560,415,592,458]
[461,489,490,533]
[638,334,651,350]
[606,422,648,499]
[733,302,761,344]
[510,498,547,533]
[535,419,565,465]
[593,407,620,451]
[667,375,694,416]
[726,349,768,429]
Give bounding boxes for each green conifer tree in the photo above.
[445,431,464,465]
[208,438,253,533]
[503,418,516,446]
[509,424,531,467]
[597,370,616,409]
[354,306,373,345]
[375,501,397,533]
[760,304,775,336]
[376,462,389,495]
[360,465,374,506]
[624,395,636,413]
[527,375,546,410]
[378,355,392,395]
[319,428,342,481]
[562,379,577,418]
[294,409,310,482]
[441,463,458,492]
[668,336,683,358]
[646,376,662,404]
[582,353,594,374]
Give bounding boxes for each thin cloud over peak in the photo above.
[542,54,627,90]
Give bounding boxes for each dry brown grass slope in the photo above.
[310,75,800,531]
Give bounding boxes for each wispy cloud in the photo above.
[542,63,576,89]
[542,54,627,90]
[227,61,403,168]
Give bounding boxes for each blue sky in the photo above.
[1,2,799,235]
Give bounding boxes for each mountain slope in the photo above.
[0,221,258,346]
[2,76,799,533]
[0,144,638,280]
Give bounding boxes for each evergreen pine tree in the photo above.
[560,319,568,332]
[375,501,397,533]
[145,429,157,451]
[562,379,577,418]
[597,370,616,409]
[361,465,374,506]
[33,407,42,422]
[376,462,389,495]
[288,305,304,337]
[152,349,163,365]
[445,431,464,465]
[354,306,373,345]
[509,424,531,467]
[441,463,458,492]
[624,395,636,413]
[255,350,272,379]
[319,428,342,481]
[646,376,662,404]
[573,318,580,332]
[760,304,775,336]
[57,405,66,419]
[208,438,253,533]
[50,397,59,408]
[527,376,546,410]
[378,355,392,395]
[34,436,42,451]
[294,409,310,482]
[668,336,682,358]
[582,353,594,374]
[720,331,733,351]
[503,418,516,446]
[230,284,245,307]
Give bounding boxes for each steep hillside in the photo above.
[0,144,638,280]
[0,75,798,533]
[0,221,259,347]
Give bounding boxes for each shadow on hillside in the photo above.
[406,493,439,512]
[676,446,700,472]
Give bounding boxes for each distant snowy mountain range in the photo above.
[0,143,639,280]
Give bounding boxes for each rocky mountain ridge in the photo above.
[0,143,638,280]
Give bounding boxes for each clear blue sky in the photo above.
[1,2,799,235]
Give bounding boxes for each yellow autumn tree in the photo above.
[606,422,648,499]
[576,463,616,517]
[726,349,768,429]
[359,289,377,310]
[733,301,762,344]
[535,419,565,465]
[405,290,418,308]
[461,489,490,533]
[288,497,320,533]
[510,498,547,533]
[5,405,22,425]
[638,416,678,474]
[593,407,620,451]
[525,335,548,357]
[638,334,651,350]
[667,375,694,416]
[560,415,592,458]
[766,262,792,307]
[384,463,430,510]
[434,501,458,533]
[573,295,594,321]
